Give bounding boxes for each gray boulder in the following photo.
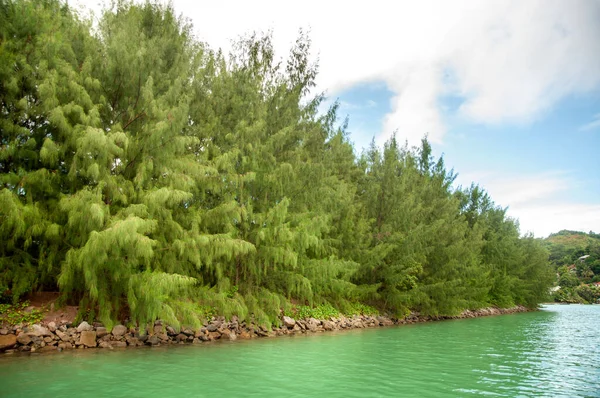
[111,324,127,337]
[96,327,108,338]
[76,321,93,332]
[16,332,32,345]
[31,324,52,337]
[55,330,70,342]
[283,316,296,328]
[146,335,160,346]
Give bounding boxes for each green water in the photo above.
[1,304,599,397]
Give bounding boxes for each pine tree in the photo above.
[0,0,554,323]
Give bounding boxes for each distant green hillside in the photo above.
[544,230,600,268]
[544,230,600,303]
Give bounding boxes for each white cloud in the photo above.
[580,113,600,131]
[514,203,600,238]
[457,171,570,207]
[75,0,600,236]
[77,0,600,145]
[455,171,600,237]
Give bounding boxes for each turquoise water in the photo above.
[1,304,599,397]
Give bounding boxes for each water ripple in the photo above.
[0,304,599,397]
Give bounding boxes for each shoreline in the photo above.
[0,305,532,356]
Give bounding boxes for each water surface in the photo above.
[1,304,598,397]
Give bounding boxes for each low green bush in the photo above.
[0,301,45,326]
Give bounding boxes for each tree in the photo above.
[0,0,554,327]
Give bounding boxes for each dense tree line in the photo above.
[0,0,553,328]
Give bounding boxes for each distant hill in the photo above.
[543,230,600,267]
[544,230,600,303]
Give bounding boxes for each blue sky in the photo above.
[331,83,600,236]
[77,0,600,237]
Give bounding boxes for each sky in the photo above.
[76,0,600,238]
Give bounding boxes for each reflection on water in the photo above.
[0,304,598,397]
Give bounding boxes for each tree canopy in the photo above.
[0,0,554,328]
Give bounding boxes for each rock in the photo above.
[377,316,393,326]
[153,325,163,334]
[125,337,139,346]
[350,318,363,328]
[0,334,17,351]
[194,329,205,338]
[222,331,237,341]
[146,335,160,346]
[282,316,296,328]
[112,341,127,348]
[55,330,70,342]
[100,334,112,342]
[80,331,97,347]
[238,331,251,339]
[47,322,57,332]
[182,328,194,336]
[99,341,113,349]
[58,342,73,350]
[306,318,319,332]
[0,328,8,335]
[176,334,187,342]
[207,331,221,341]
[43,337,54,343]
[322,320,334,331]
[157,333,169,342]
[16,332,32,345]
[31,324,52,337]
[111,325,127,337]
[96,327,108,338]
[166,326,177,336]
[206,324,218,333]
[76,321,93,333]
[255,329,269,337]
[192,338,202,344]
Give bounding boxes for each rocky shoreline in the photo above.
[0,306,531,355]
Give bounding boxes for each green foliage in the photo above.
[552,285,600,304]
[0,301,45,326]
[559,273,580,288]
[0,0,554,328]
[342,302,380,317]
[288,304,340,320]
[546,230,600,303]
